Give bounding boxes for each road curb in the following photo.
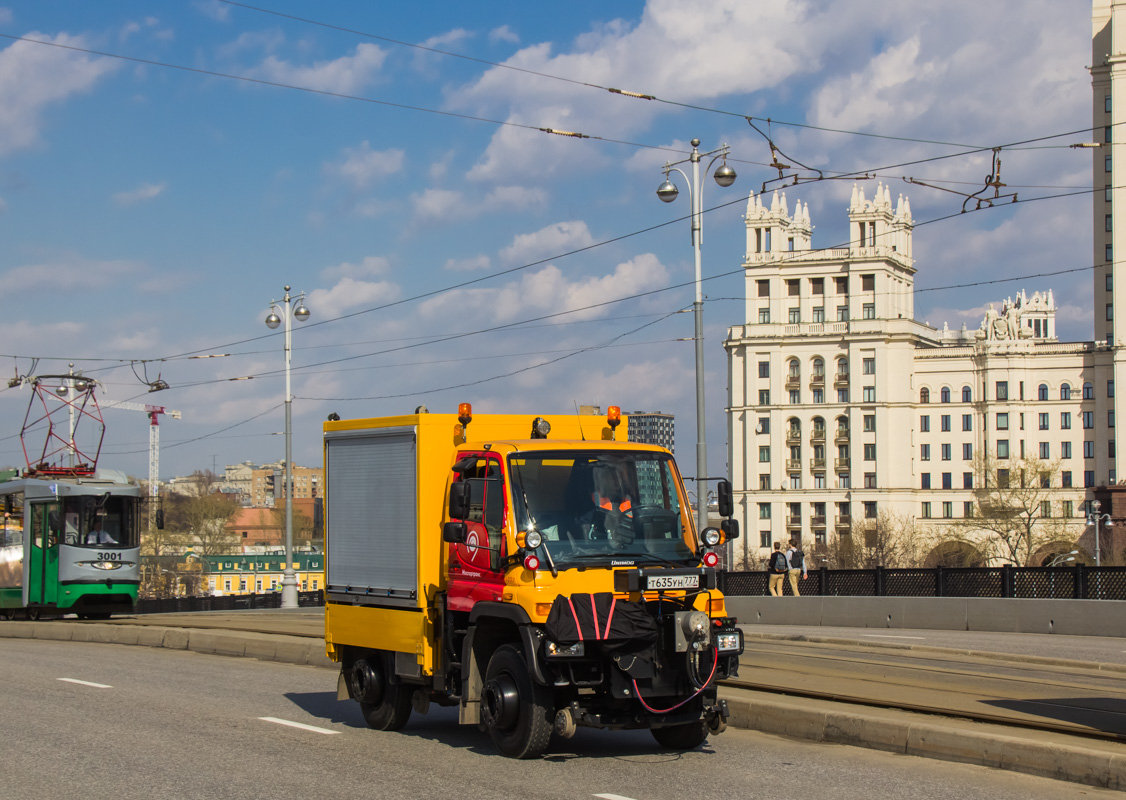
[4,620,1122,787]
[720,688,1125,790]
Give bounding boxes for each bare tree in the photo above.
[825,510,922,568]
[958,453,1077,566]
[269,504,316,550]
[164,484,241,556]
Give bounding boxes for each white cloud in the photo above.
[113,182,166,206]
[308,276,400,313]
[445,255,491,271]
[247,42,387,94]
[193,1,230,22]
[0,10,12,26]
[413,29,474,73]
[320,256,390,282]
[3,254,143,293]
[490,25,519,45]
[409,184,546,224]
[410,187,463,221]
[0,33,120,157]
[323,142,405,190]
[500,221,594,264]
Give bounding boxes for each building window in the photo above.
[862,387,876,402]
[837,388,849,402]
[1111,411,1116,428]
[920,388,930,404]
[1083,411,1095,429]
[790,474,802,489]
[811,389,823,404]
[862,274,875,291]
[1107,94,1113,113]
[942,473,952,490]
[835,276,848,293]
[1061,441,1071,459]
[1106,154,1113,173]
[758,308,771,324]
[760,531,771,548]
[814,474,826,489]
[789,307,801,324]
[942,502,953,519]
[1110,380,1116,398]
[1084,440,1095,459]
[1037,412,1049,430]
[759,446,771,463]
[920,415,930,432]
[862,303,875,319]
[758,361,770,378]
[863,444,877,461]
[963,443,973,460]
[964,501,974,518]
[864,473,876,489]
[1062,471,1072,488]
[921,473,931,489]
[787,390,799,404]
[836,304,849,321]
[1112,439,1118,458]
[1039,442,1050,459]
[996,413,1009,430]
[941,415,951,432]
[1061,412,1071,429]
[921,502,931,518]
[1109,245,1115,263]
[757,279,770,297]
[940,387,950,403]
[1063,500,1074,517]
[838,473,850,489]
[864,414,876,432]
[941,443,951,461]
[1085,470,1095,488]
[1084,382,1095,400]
[963,472,973,489]
[921,444,930,461]
[759,475,771,490]
[812,306,825,323]
[995,381,1008,401]
[787,279,800,297]
[862,358,875,375]
[1108,215,1114,233]
[759,503,772,519]
[997,468,1010,488]
[997,439,1010,459]
[960,386,971,403]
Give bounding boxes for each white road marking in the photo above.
[594,795,640,800]
[861,634,926,640]
[58,678,112,689]
[259,717,340,735]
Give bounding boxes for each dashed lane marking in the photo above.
[594,795,640,800]
[58,678,112,688]
[259,717,340,735]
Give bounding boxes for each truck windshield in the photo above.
[508,450,695,567]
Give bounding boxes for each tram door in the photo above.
[27,503,60,605]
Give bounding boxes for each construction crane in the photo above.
[102,401,182,529]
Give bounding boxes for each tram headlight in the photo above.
[78,561,125,570]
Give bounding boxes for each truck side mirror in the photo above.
[442,521,467,543]
[721,518,739,540]
[448,481,471,520]
[717,479,733,518]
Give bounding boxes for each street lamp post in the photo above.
[1086,500,1113,567]
[265,285,310,609]
[656,138,736,533]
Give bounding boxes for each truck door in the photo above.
[28,503,60,605]
[447,453,507,612]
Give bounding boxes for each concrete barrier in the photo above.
[726,596,1126,637]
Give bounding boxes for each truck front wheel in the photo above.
[651,720,709,750]
[480,644,552,759]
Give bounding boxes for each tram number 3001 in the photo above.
[99,551,123,561]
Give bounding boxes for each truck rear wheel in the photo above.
[651,720,709,750]
[481,644,552,759]
[357,654,412,731]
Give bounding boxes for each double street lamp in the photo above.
[265,286,310,609]
[1086,500,1113,568]
[656,138,736,532]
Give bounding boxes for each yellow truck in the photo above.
[323,404,743,758]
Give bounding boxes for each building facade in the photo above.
[626,411,676,453]
[724,186,1106,568]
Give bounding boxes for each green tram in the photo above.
[0,470,142,619]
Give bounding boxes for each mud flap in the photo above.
[336,670,351,701]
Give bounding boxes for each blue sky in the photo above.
[0,0,1096,482]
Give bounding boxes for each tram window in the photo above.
[1,491,23,546]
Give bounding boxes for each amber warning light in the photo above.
[607,406,621,428]
[458,403,472,425]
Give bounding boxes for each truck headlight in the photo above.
[715,631,743,653]
[546,641,584,657]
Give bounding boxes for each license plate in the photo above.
[646,574,699,590]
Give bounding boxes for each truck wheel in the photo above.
[358,655,412,731]
[481,644,552,759]
[651,720,709,750]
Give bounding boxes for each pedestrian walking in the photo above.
[768,541,788,596]
[787,539,807,596]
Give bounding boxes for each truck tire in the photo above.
[481,644,552,759]
[358,655,413,731]
[651,720,709,750]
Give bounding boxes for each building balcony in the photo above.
[835,458,851,471]
[810,374,825,386]
[785,459,801,471]
[834,372,850,387]
[811,515,827,527]
[786,516,802,528]
[836,518,852,532]
[785,376,800,390]
[810,458,826,472]
[785,431,801,444]
[835,429,850,443]
[810,429,826,442]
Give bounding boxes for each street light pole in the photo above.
[1087,499,1113,568]
[657,139,736,533]
[265,286,310,610]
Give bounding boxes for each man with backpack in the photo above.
[767,541,788,596]
[787,539,807,596]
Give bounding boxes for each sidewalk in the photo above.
[2,614,1123,790]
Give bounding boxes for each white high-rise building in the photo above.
[723,179,1108,568]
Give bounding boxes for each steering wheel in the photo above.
[629,506,679,539]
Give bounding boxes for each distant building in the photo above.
[627,411,676,453]
[250,462,322,507]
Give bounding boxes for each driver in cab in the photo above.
[85,518,117,546]
[581,464,636,549]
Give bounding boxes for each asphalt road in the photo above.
[1,639,1119,800]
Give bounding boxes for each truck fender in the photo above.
[466,602,549,686]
